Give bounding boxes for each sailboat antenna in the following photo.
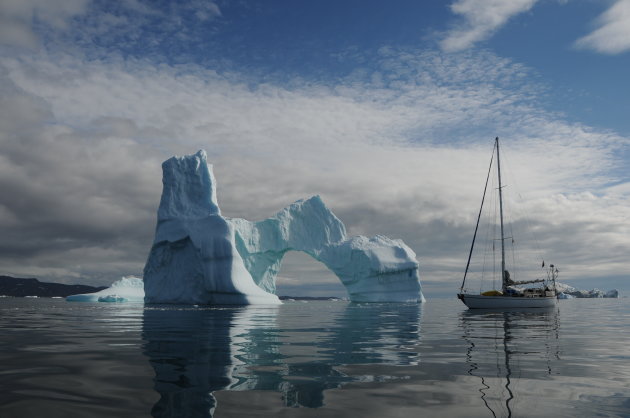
[461,138,497,292]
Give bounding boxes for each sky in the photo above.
[0,0,629,298]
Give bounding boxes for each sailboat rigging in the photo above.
[458,137,558,309]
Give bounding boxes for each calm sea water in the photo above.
[0,297,629,417]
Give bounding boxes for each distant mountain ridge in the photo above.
[0,276,107,297]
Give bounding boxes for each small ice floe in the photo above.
[66,276,144,302]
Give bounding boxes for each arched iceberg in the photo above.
[143,150,424,304]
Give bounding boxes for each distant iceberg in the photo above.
[555,282,619,299]
[143,150,424,305]
[66,276,144,302]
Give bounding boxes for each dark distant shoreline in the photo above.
[0,276,343,300]
[0,276,106,298]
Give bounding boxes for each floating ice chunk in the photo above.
[66,276,145,302]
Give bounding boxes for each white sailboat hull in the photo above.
[458,293,557,309]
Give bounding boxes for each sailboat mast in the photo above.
[496,137,507,291]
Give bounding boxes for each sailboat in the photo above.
[457,137,558,309]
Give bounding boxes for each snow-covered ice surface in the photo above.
[144,150,424,304]
[66,276,145,302]
[555,282,619,298]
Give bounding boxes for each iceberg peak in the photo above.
[158,149,220,220]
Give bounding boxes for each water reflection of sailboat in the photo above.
[460,308,560,417]
[142,302,422,417]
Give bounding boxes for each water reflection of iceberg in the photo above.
[142,305,279,417]
[460,308,560,418]
[142,302,422,417]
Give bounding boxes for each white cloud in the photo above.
[440,0,539,52]
[574,0,630,54]
[0,0,90,49]
[185,0,221,21]
[0,0,221,52]
[1,47,629,294]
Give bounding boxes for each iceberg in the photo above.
[555,282,620,299]
[66,276,145,302]
[143,150,424,305]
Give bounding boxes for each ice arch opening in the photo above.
[274,252,347,298]
[143,150,424,304]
